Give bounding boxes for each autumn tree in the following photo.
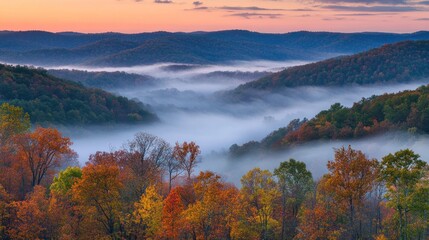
[184,171,240,240]
[325,145,379,239]
[164,153,183,193]
[123,133,173,198]
[380,149,428,240]
[296,176,347,240]
[174,141,200,180]
[239,168,280,240]
[7,186,63,240]
[162,187,186,239]
[132,185,163,239]
[0,185,11,239]
[50,166,82,196]
[274,159,313,239]
[0,103,30,145]
[0,103,31,199]
[16,127,76,187]
[72,163,124,239]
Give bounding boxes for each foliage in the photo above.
[238,84,429,152]
[50,166,82,196]
[274,159,313,239]
[0,103,30,144]
[0,64,157,125]
[380,149,428,239]
[237,40,429,91]
[132,185,163,239]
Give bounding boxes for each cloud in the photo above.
[154,0,173,3]
[322,17,347,20]
[226,12,284,19]
[315,0,407,4]
[417,0,429,4]
[191,6,209,10]
[335,12,398,15]
[321,4,422,11]
[285,8,315,11]
[186,6,286,12]
[415,17,429,20]
[219,6,285,11]
[193,1,203,7]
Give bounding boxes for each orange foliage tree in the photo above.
[72,163,124,239]
[325,145,379,239]
[173,141,200,179]
[162,187,186,239]
[16,127,76,187]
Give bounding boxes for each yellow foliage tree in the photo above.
[133,185,163,239]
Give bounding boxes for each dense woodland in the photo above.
[1,30,429,66]
[0,103,428,240]
[235,41,429,95]
[0,64,157,125]
[48,69,156,90]
[230,84,429,155]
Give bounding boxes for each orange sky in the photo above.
[0,0,428,33]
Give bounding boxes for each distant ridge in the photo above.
[231,40,429,98]
[0,30,428,66]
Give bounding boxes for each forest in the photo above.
[47,69,156,90]
[230,83,429,155]
[0,103,428,240]
[235,40,429,94]
[0,64,157,125]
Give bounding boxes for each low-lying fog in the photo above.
[32,60,429,183]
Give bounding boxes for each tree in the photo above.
[123,133,173,198]
[173,141,200,179]
[162,187,186,239]
[16,127,76,187]
[184,171,240,240]
[0,103,30,146]
[274,159,313,239]
[72,163,124,239]
[0,103,31,199]
[380,149,428,240]
[7,186,61,240]
[240,168,280,240]
[50,166,82,196]
[132,185,163,239]
[325,145,379,239]
[296,176,346,240]
[0,185,11,239]
[164,154,183,193]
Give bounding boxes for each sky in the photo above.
[0,0,428,33]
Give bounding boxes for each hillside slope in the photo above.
[230,84,429,156]
[47,69,156,90]
[235,41,429,93]
[0,64,157,125]
[1,30,429,66]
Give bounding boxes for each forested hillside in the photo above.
[1,30,429,66]
[48,69,156,90]
[231,84,429,155]
[0,104,427,239]
[235,41,429,94]
[0,64,157,125]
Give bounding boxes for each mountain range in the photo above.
[1,30,429,66]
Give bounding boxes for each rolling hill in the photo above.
[47,69,157,90]
[232,40,429,97]
[0,64,157,125]
[1,30,429,67]
[230,84,429,156]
